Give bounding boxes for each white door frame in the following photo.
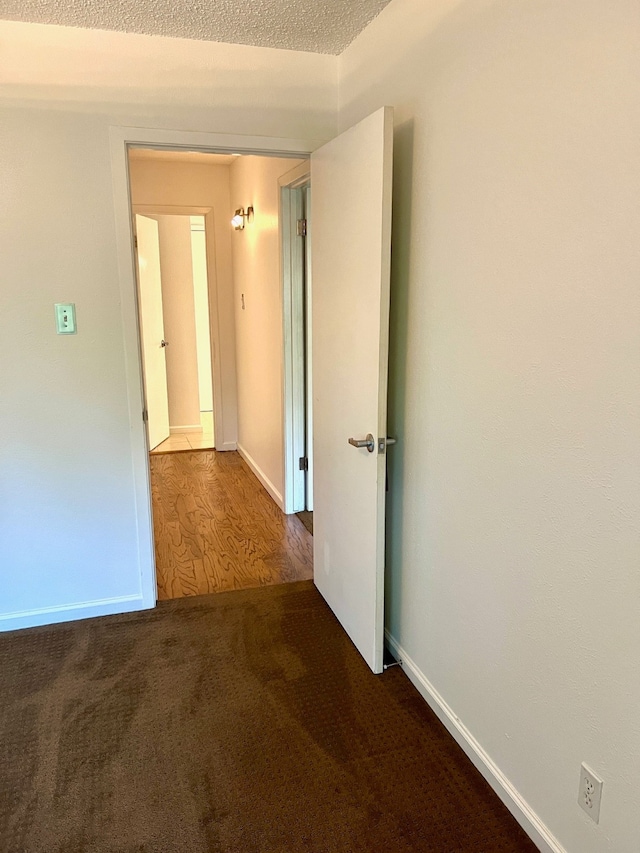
[109,126,321,608]
[279,160,311,515]
[303,185,314,513]
[132,204,218,445]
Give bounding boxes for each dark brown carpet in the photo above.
[0,582,536,853]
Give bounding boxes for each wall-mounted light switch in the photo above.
[55,303,77,335]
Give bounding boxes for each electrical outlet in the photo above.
[578,763,603,823]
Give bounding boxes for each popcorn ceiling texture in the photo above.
[0,0,394,54]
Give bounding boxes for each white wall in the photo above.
[155,215,201,431]
[0,20,336,630]
[0,110,142,624]
[340,2,640,852]
[230,156,305,506]
[190,217,214,415]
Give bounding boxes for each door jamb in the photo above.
[109,126,320,609]
[280,160,311,515]
[303,186,314,513]
[132,204,219,449]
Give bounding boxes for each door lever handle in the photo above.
[348,434,375,453]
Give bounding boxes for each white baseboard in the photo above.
[0,594,147,633]
[237,443,284,510]
[385,631,566,853]
[218,441,237,452]
[170,425,203,434]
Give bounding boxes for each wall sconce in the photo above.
[231,206,254,230]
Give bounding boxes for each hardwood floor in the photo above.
[150,449,313,600]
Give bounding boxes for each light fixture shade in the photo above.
[231,205,254,230]
[231,209,245,230]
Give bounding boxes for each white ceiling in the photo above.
[0,0,394,55]
[128,149,238,166]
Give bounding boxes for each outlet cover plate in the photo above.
[579,763,603,823]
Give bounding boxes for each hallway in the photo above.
[150,449,313,600]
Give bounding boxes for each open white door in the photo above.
[135,214,170,451]
[311,107,393,674]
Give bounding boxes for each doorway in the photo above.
[134,210,215,453]
[127,144,315,601]
[280,164,313,534]
[111,111,393,674]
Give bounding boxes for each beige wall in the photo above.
[0,20,336,627]
[155,216,201,430]
[340,1,640,852]
[0,20,337,136]
[129,157,238,447]
[230,156,305,504]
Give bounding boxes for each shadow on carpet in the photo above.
[0,582,536,852]
[295,510,313,536]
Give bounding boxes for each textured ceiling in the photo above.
[0,0,393,54]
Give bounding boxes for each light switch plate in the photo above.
[55,303,76,335]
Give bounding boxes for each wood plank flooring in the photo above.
[150,449,313,600]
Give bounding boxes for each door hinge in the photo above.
[296,218,307,237]
[298,456,308,471]
[142,408,148,423]
[134,234,138,248]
